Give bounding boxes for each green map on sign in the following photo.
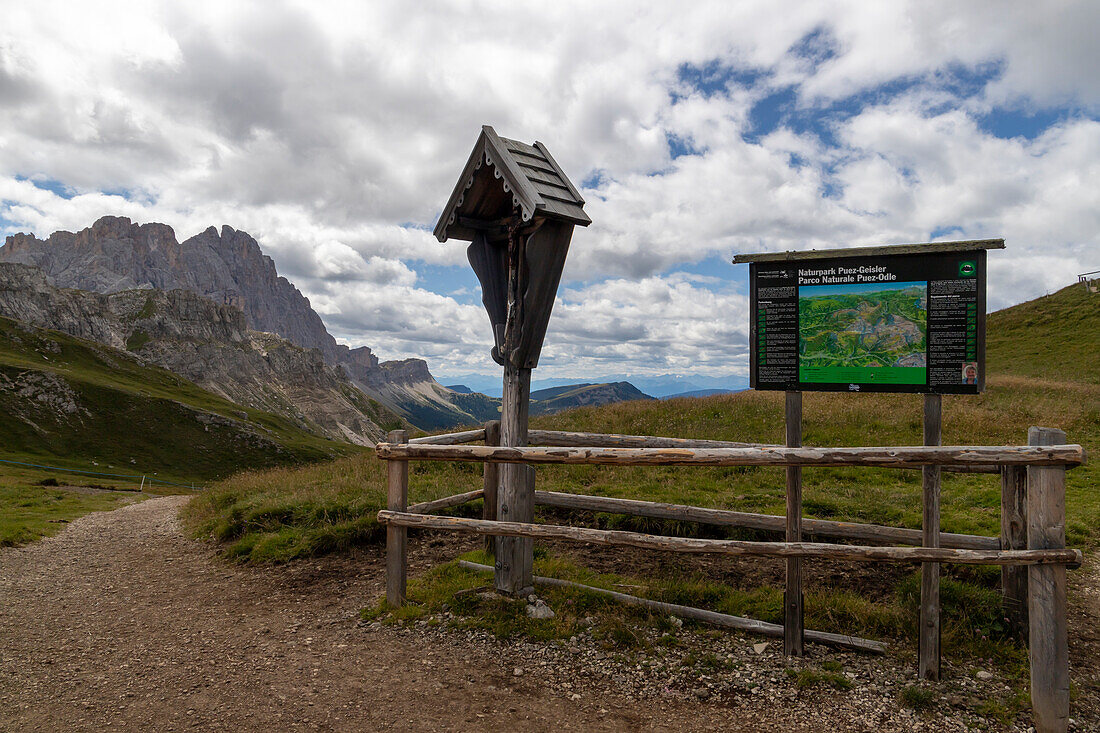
[798,281,927,384]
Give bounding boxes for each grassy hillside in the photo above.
[0,316,361,484]
[186,281,1099,562]
[987,280,1100,383]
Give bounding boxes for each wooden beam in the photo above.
[785,391,804,657]
[1001,465,1029,639]
[457,561,885,654]
[732,239,1006,264]
[408,428,487,445]
[532,490,999,550]
[375,512,1083,567]
[1028,427,1070,733]
[406,489,484,515]
[528,429,776,449]
[483,420,501,555]
[920,394,942,681]
[386,429,409,607]
[526,429,1002,473]
[496,362,534,596]
[375,442,1087,469]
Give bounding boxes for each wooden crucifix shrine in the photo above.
[434,125,591,594]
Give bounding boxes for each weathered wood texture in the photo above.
[1028,427,1070,733]
[526,429,1000,472]
[496,363,534,596]
[1001,465,1029,639]
[408,428,487,445]
[375,442,1086,468]
[406,489,484,515]
[385,429,409,607]
[482,420,501,555]
[532,490,998,549]
[456,561,886,654]
[528,429,776,449]
[375,512,1082,566]
[732,239,1005,264]
[920,394,942,681]
[785,391,804,657]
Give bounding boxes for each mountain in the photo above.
[0,216,343,361]
[0,262,401,445]
[0,313,357,482]
[660,388,744,399]
[0,216,482,431]
[341,356,500,431]
[529,381,653,415]
[434,373,749,399]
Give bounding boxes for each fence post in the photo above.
[483,420,501,555]
[386,429,409,607]
[1001,465,1028,639]
[784,391,804,656]
[1027,426,1069,733]
[919,393,942,681]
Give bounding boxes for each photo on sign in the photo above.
[798,281,927,385]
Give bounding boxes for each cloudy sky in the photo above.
[1,1,1097,382]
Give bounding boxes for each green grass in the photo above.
[786,667,853,691]
[0,462,195,546]
[900,683,937,711]
[0,484,138,545]
[0,466,144,546]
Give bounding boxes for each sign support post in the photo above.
[784,390,804,656]
[919,393,942,680]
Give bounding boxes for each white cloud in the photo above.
[1,0,1098,377]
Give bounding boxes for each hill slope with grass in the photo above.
[0,315,362,484]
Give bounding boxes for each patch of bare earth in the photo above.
[0,497,1095,731]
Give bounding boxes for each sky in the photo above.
[1,1,1097,382]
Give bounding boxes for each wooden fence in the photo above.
[383,423,1085,733]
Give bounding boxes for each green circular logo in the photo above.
[958,261,976,277]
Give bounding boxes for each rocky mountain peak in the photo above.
[0,216,342,362]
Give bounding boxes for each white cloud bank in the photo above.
[0,0,1097,377]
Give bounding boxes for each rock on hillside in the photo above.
[0,263,400,445]
[342,355,500,431]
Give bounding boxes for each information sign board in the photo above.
[749,249,987,393]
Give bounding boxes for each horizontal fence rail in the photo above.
[528,429,776,449]
[533,490,1000,550]
[376,442,1086,469]
[407,489,485,515]
[528,430,1001,473]
[376,512,1083,567]
[408,428,487,445]
[528,429,1003,473]
[396,429,1003,472]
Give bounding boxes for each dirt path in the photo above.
[0,497,1095,731]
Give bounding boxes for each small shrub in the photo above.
[900,684,937,711]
